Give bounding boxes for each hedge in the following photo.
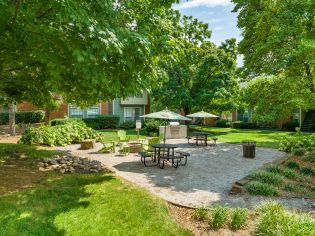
[215,119,231,127]
[51,115,120,130]
[120,121,136,129]
[0,111,45,125]
[232,121,257,129]
[282,121,299,131]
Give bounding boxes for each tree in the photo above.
[243,75,312,127]
[232,0,315,90]
[0,0,179,134]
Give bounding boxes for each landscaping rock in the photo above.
[38,155,104,174]
[230,183,244,194]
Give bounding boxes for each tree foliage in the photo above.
[243,75,313,124]
[151,15,239,115]
[0,0,179,107]
[232,0,315,90]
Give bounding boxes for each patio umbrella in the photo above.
[187,111,219,126]
[141,109,191,144]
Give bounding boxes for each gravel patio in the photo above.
[55,139,315,208]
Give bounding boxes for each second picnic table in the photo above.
[191,131,211,146]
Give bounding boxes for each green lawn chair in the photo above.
[141,137,161,152]
[119,143,130,156]
[117,130,130,143]
[97,141,116,153]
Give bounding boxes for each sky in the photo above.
[173,0,242,46]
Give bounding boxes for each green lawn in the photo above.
[98,129,150,142]
[0,144,191,236]
[190,126,293,149]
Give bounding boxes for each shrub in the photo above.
[250,171,284,185]
[282,121,300,131]
[209,206,229,229]
[230,208,248,230]
[0,111,45,125]
[286,160,300,170]
[283,184,306,194]
[246,181,279,196]
[144,119,163,133]
[194,207,209,221]
[279,133,315,152]
[232,121,256,129]
[19,122,100,146]
[282,168,298,180]
[300,167,315,176]
[51,116,120,130]
[50,118,84,126]
[120,121,136,129]
[215,119,230,128]
[256,201,315,236]
[292,148,306,156]
[265,165,282,174]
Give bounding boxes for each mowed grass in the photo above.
[190,126,292,149]
[98,129,149,142]
[0,144,191,236]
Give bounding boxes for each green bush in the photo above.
[292,148,306,156]
[51,116,119,130]
[265,165,282,174]
[300,167,315,176]
[144,119,163,133]
[286,160,300,170]
[194,207,209,221]
[0,111,45,125]
[209,206,229,229]
[215,119,230,128]
[230,208,248,230]
[279,133,315,152]
[232,121,256,129]
[120,121,136,129]
[282,168,298,180]
[256,201,315,236]
[250,171,284,185]
[246,181,279,196]
[282,121,300,131]
[19,122,100,146]
[50,118,84,126]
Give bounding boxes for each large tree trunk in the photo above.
[8,102,16,136]
[45,109,51,124]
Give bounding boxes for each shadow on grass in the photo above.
[0,173,112,236]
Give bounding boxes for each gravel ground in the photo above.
[56,139,314,209]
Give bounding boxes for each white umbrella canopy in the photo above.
[187,111,219,118]
[141,109,191,143]
[187,111,219,126]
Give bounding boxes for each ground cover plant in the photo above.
[256,201,315,236]
[245,181,280,196]
[279,133,315,152]
[209,206,229,229]
[230,208,248,230]
[189,126,291,149]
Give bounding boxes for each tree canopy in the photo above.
[232,0,315,90]
[243,75,313,125]
[0,0,180,107]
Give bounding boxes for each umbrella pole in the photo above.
[164,120,167,144]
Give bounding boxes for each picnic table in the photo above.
[191,132,211,146]
[150,143,181,168]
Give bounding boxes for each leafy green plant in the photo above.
[283,184,306,194]
[292,148,306,156]
[19,122,101,146]
[230,208,248,230]
[300,167,315,177]
[119,121,136,129]
[209,206,229,229]
[279,133,315,152]
[286,160,300,170]
[246,181,279,196]
[194,207,209,221]
[250,171,284,185]
[144,119,163,133]
[215,119,230,128]
[256,201,315,236]
[282,168,298,180]
[0,111,45,125]
[265,165,282,174]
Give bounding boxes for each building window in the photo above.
[124,107,141,121]
[69,104,100,118]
